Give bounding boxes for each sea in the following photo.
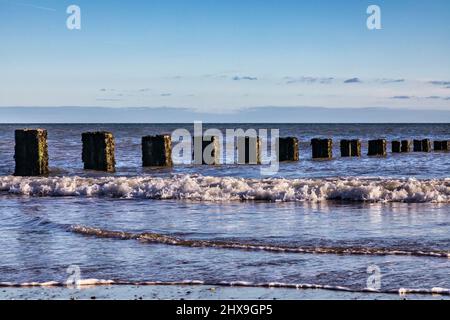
[0,123,449,299]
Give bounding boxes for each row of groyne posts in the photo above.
[13,128,450,176]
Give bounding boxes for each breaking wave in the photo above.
[69,225,450,259]
[0,175,449,203]
[1,279,449,296]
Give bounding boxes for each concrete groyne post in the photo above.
[277,137,299,161]
[237,136,261,164]
[14,129,49,176]
[368,139,386,156]
[311,138,332,159]
[434,140,449,151]
[340,139,361,157]
[142,135,172,167]
[414,139,431,152]
[82,131,116,172]
[193,136,220,165]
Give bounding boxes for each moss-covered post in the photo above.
[393,140,410,153]
[434,140,449,151]
[82,131,115,172]
[237,136,261,164]
[392,141,401,153]
[340,139,361,157]
[414,139,431,152]
[413,139,422,152]
[193,136,220,165]
[434,141,442,151]
[422,139,431,152]
[368,139,386,156]
[277,137,299,161]
[401,140,411,153]
[142,135,172,167]
[311,138,332,159]
[14,129,49,176]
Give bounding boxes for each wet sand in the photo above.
[1,285,449,300]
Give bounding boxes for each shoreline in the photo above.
[1,285,449,300]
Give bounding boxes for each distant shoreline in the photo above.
[0,123,449,125]
[0,107,449,123]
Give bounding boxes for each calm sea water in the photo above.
[0,123,449,299]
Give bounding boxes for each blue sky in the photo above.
[1,0,450,112]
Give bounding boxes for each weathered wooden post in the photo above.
[414,139,431,152]
[422,139,431,152]
[277,137,299,161]
[193,136,220,165]
[237,136,261,164]
[434,140,449,151]
[82,131,115,172]
[14,129,49,176]
[311,138,332,159]
[434,141,442,151]
[393,140,410,153]
[392,141,401,153]
[340,139,361,157]
[142,135,172,167]
[401,140,411,153]
[413,139,422,152]
[368,139,386,156]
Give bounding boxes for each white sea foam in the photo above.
[68,225,450,258]
[1,279,449,296]
[0,175,449,203]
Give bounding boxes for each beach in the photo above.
[0,123,449,300]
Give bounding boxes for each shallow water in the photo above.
[3,285,448,300]
[0,123,449,178]
[0,124,449,298]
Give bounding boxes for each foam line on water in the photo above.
[0,279,449,296]
[69,225,450,259]
[0,175,449,203]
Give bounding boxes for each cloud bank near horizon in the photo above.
[3,75,450,111]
